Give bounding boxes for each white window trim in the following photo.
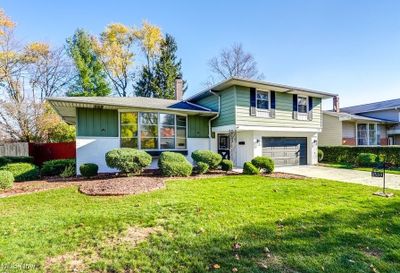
[119,110,188,151]
[256,90,271,118]
[297,95,309,115]
[356,122,378,146]
[256,90,270,111]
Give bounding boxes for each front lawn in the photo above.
[1,176,400,272]
[321,162,400,175]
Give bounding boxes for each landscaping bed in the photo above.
[79,176,165,196]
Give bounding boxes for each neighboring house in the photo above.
[320,98,400,146]
[48,77,336,174]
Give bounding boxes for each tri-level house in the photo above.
[48,77,336,174]
[320,98,400,146]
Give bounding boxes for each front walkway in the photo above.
[276,165,400,190]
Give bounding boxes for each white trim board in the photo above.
[212,125,321,133]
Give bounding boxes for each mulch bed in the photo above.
[0,170,303,198]
[79,176,165,196]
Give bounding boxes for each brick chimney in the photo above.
[175,77,183,101]
[333,96,340,112]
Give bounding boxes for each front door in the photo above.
[218,134,230,159]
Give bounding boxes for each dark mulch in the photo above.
[79,176,165,196]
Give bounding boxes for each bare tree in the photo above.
[207,43,264,85]
[27,45,72,100]
[0,9,74,142]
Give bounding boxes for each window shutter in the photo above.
[292,94,298,120]
[270,91,276,118]
[308,97,313,121]
[250,88,256,116]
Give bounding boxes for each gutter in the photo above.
[208,90,220,150]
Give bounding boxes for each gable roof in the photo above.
[340,98,400,114]
[187,77,338,101]
[324,111,396,123]
[47,96,217,124]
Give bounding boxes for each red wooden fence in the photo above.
[29,142,76,166]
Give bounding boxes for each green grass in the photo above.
[1,176,400,272]
[321,163,400,175]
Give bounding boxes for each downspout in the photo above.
[208,90,220,150]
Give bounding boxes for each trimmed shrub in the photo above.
[195,162,209,174]
[243,162,260,175]
[251,156,274,174]
[318,149,324,162]
[0,163,39,182]
[0,156,33,167]
[158,152,193,177]
[41,159,76,177]
[319,146,400,167]
[106,148,152,174]
[80,163,98,178]
[220,159,233,172]
[191,150,222,169]
[356,153,378,167]
[0,170,14,189]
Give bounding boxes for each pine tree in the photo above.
[66,29,111,96]
[152,34,186,99]
[134,34,186,98]
[134,65,154,97]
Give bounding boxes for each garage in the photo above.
[262,137,307,166]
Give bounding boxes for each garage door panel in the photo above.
[262,137,307,166]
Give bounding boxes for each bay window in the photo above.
[357,123,377,146]
[120,112,187,150]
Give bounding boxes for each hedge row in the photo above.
[0,156,34,167]
[319,146,400,166]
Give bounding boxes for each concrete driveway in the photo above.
[276,165,400,190]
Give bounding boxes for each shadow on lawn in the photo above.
[169,200,400,273]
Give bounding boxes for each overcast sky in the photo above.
[3,0,400,109]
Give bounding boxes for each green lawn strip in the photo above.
[321,163,400,175]
[0,176,399,273]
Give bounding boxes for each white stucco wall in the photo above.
[76,137,120,175]
[187,138,211,163]
[147,138,209,169]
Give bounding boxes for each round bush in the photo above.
[191,150,222,169]
[318,149,324,162]
[106,148,152,174]
[242,162,260,175]
[41,159,76,177]
[356,153,378,167]
[158,152,193,177]
[195,162,209,174]
[0,170,14,190]
[0,163,40,182]
[220,159,233,172]
[79,163,98,178]
[251,156,274,174]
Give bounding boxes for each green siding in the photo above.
[77,108,118,137]
[193,87,237,127]
[213,87,236,127]
[235,86,322,129]
[193,95,219,111]
[188,115,209,138]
